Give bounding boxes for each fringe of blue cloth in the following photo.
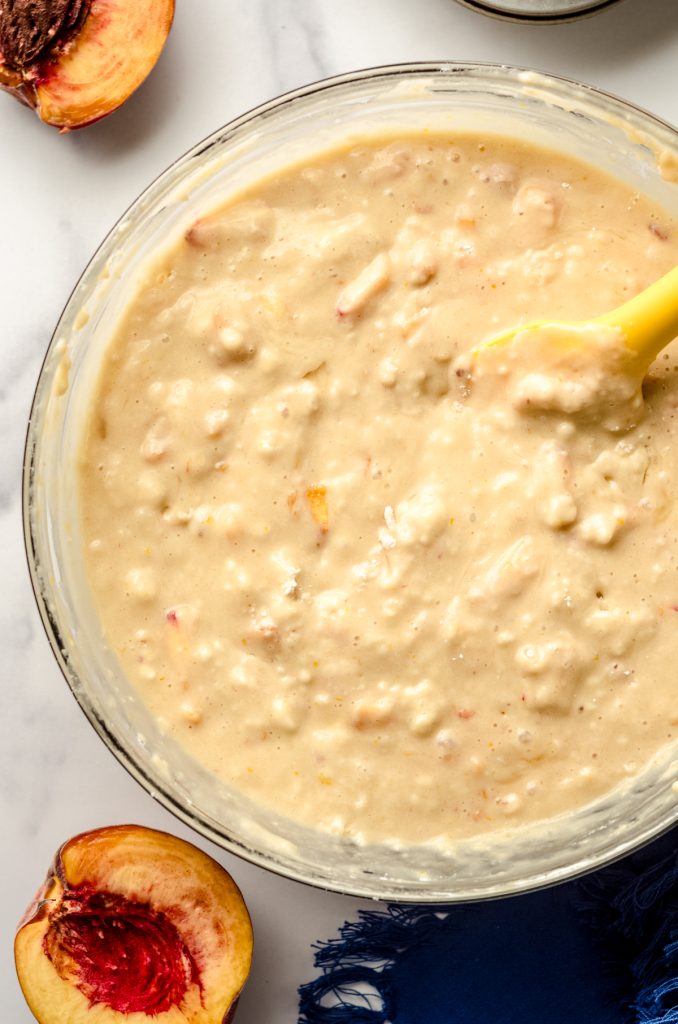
[298,906,439,1023]
[577,844,678,1022]
[297,842,678,1024]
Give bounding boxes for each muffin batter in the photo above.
[80,135,678,844]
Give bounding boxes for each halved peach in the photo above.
[0,0,174,130]
[15,825,253,1023]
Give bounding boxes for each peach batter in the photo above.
[80,134,678,845]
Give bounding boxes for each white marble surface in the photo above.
[2,0,678,1019]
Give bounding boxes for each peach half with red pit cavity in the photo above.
[0,0,174,130]
[14,824,253,1023]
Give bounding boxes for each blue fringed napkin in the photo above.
[299,826,677,1023]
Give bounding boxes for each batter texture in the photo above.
[80,134,678,844]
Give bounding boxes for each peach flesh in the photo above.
[43,883,202,1014]
[15,825,253,1024]
[0,0,174,129]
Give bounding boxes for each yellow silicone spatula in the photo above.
[475,264,678,378]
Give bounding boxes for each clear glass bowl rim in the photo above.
[23,61,678,902]
[451,0,625,24]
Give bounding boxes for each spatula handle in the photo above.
[597,264,678,368]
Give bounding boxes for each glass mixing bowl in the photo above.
[24,63,678,902]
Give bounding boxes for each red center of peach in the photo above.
[43,883,202,1014]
